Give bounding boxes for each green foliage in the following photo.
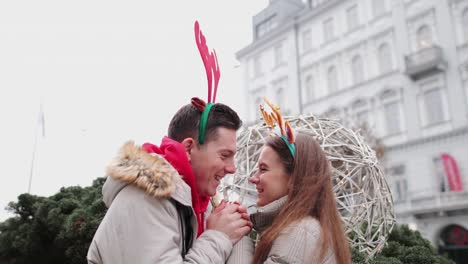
[0,178,457,264]
[352,225,455,264]
[0,178,106,264]
[351,247,369,264]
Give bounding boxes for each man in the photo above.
[87,102,252,263]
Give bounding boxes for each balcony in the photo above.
[405,45,447,80]
[395,189,468,217]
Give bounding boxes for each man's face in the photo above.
[190,127,237,197]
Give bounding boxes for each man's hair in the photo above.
[168,103,242,143]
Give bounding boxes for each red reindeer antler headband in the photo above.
[191,21,221,144]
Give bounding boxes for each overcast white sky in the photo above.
[0,1,269,221]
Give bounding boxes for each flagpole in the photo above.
[27,125,39,194]
[28,102,44,194]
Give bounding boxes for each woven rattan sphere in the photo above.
[219,114,395,257]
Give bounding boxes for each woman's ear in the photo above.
[181,138,195,161]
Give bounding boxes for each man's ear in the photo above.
[181,138,196,161]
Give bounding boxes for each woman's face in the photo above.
[249,146,290,206]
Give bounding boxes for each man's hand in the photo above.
[207,200,252,244]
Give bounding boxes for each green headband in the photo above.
[280,135,296,158]
[198,103,213,144]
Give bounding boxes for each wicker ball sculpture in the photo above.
[218,113,395,257]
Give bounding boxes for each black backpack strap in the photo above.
[174,201,194,259]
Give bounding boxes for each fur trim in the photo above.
[106,141,181,199]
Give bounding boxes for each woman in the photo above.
[227,131,351,264]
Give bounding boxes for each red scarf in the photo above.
[142,137,210,237]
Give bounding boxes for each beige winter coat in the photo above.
[87,141,232,264]
[226,196,336,264]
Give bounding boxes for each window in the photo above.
[327,66,338,93]
[274,78,288,111]
[417,25,433,50]
[253,87,266,120]
[434,154,463,193]
[276,87,284,109]
[439,224,468,264]
[465,74,468,110]
[302,29,312,52]
[463,9,468,42]
[372,0,386,17]
[433,156,449,192]
[305,75,314,102]
[419,78,449,127]
[378,43,393,74]
[352,99,369,126]
[424,88,444,125]
[323,18,335,42]
[309,0,328,8]
[323,107,341,119]
[387,165,407,202]
[351,55,364,84]
[347,5,359,31]
[384,102,401,135]
[274,44,284,67]
[253,55,262,77]
[255,96,263,119]
[380,89,402,135]
[256,16,276,39]
[356,110,369,125]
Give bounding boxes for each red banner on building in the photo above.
[441,153,463,191]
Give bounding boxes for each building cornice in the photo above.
[236,0,345,60]
[449,0,466,4]
[386,126,468,152]
[301,70,401,107]
[297,0,344,24]
[406,7,435,24]
[369,27,395,42]
[236,19,296,60]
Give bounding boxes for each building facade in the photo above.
[236,0,468,260]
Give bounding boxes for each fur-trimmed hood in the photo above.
[102,141,191,208]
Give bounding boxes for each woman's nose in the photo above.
[249,174,259,184]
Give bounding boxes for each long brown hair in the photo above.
[252,131,351,264]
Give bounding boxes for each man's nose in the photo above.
[225,159,236,174]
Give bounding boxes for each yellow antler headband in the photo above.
[259,98,296,157]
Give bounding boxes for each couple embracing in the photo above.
[87,21,351,264]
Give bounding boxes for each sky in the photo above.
[0,0,270,221]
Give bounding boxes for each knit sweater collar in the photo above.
[251,196,288,234]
